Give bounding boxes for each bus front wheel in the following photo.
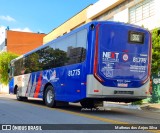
[44,85,56,108]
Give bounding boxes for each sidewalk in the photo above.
[104,102,160,112]
[140,103,160,112]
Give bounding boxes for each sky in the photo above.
[0,0,98,34]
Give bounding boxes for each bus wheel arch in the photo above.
[14,85,18,94]
[43,83,53,101]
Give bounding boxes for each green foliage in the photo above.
[0,52,18,85]
[151,29,160,74]
[131,100,143,105]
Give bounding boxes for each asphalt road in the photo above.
[0,94,159,133]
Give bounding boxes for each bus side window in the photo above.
[8,66,14,78]
[8,68,11,79]
[11,67,14,77]
[76,29,87,63]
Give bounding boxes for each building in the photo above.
[0,27,6,52]
[0,28,46,55]
[88,0,158,30]
[43,0,160,44]
[6,30,46,55]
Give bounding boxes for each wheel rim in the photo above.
[47,90,53,104]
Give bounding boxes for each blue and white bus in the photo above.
[9,21,152,108]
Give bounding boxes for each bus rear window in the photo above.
[128,31,144,44]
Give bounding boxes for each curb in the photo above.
[140,104,160,112]
[104,102,160,112]
[104,103,141,110]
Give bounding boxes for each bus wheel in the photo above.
[16,89,27,101]
[80,100,97,108]
[44,85,56,108]
[16,90,22,101]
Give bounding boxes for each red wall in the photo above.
[7,30,46,55]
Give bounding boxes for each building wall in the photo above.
[44,0,160,44]
[88,0,159,30]
[88,0,143,22]
[7,30,46,55]
[0,84,9,94]
[114,8,129,23]
[87,0,125,20]
[154,0,160,29]
[0,27,6,52]
[43,5,92,44]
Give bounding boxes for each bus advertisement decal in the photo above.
[102,51,119,63]
[43,70,59,82]
[34,73,42,98]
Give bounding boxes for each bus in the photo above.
[9,21,152,108]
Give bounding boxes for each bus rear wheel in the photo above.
[44,85,56,108]
[16,89,28,101]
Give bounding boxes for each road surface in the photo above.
[0,94,159,133]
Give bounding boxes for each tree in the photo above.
[151,28,160,74]
[0,52,18,85]
[150,29,160,103]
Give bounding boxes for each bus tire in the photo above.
[16,89,28,101]
[44,85,56,108]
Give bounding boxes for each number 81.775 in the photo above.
[68,69,80,76]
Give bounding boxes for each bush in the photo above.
[151,28,160,74]
[131,100,143,105]
[0,52,18,85]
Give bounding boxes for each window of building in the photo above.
[129,0,155,24]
